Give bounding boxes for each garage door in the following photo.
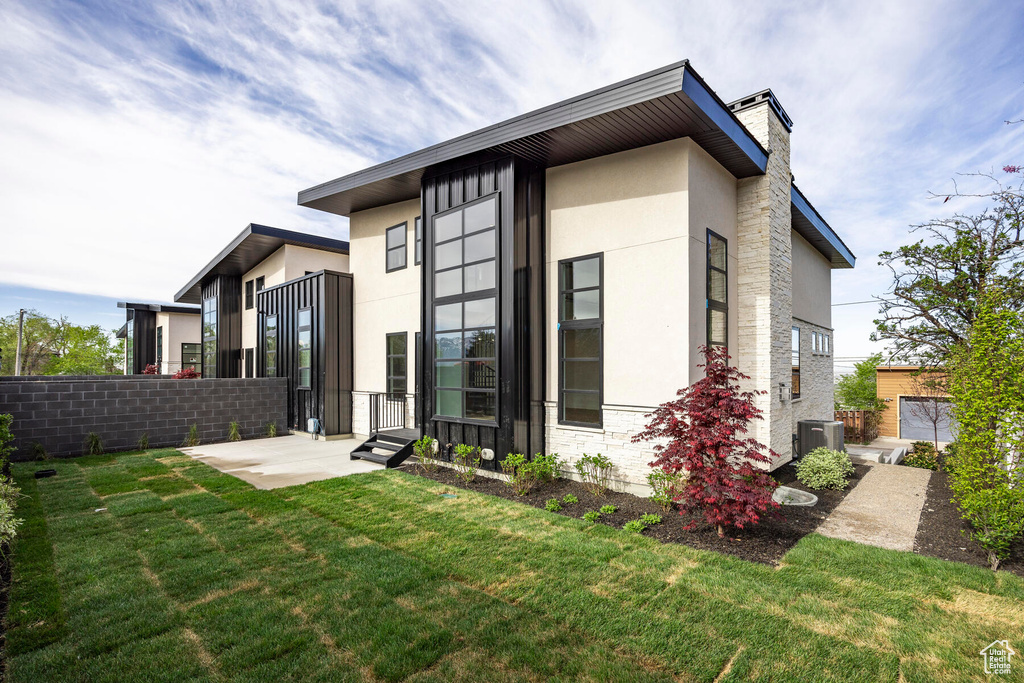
[899,397,957,442]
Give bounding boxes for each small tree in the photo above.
[902,369,951,452]
[834,353,887,410]
[947,292,1024,570]
[633,345,780,537]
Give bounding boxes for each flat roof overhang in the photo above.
[174,224,350,304]
[791,185,856,268]
[298,60,769,217]
[118,301,200,315]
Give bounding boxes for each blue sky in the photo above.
[1,0,1022,369]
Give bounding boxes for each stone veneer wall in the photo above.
[732,102,795,465]
[791,319,836,427]
[0,375,287,460]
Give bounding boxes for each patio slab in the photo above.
[182,434,383,489]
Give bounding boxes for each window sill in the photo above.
[555,422,605,435]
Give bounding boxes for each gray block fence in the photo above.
[0,375,288,460]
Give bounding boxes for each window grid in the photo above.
[156,326,163,368]
[125,316,134,373]
[791,326,801,399]
[265,315,278,377]
[245,280,254,310]
[255,276,265,293]
[706,230,728,348]
[386,332,408,399]
[202,297,217,378]
[181,343,202,376]
[558,253,603,428]
[297,308,312,388]
[386,222,408,272]
[414,217,422,265]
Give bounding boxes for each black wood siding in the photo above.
[257,271,353,435]
[129,309,157,374]
[201,275,242,378]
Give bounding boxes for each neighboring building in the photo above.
[115,302,200,375]
[876,366,956,442]
[174,223,351,434]
[297,59,855,482]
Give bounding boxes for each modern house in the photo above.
[295,59,854,482]
[876,366,956,442]
[174,223,351,433]
[116,302,200,375]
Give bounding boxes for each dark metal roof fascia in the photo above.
[115,323,128,339]
[298,60,770,216]
[117,301,201,314]
[173,224,350,304]
[790,185,856,268]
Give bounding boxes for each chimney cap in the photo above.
[728,89,793,132]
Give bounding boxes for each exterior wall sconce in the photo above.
[779,383,791,402]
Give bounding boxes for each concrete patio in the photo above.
[182,433,382,489]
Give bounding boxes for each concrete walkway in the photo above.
[816,462,933,551]
[182,434,383,489]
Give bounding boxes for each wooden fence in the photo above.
[834,409,881,444]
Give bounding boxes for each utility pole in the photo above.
[14,309,25,376]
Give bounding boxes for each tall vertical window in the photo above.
[559,254,603,427]
[414,217,422,265]
[386,222,407,272]
[202,297,217,378]
[707,230,728,348]
[264,315,278,377]
[125,315,134,373]
[182,343,202,375]
[255,276,265,293]
[245,280,254,310]
[432,195,498,422]
[297,308,312,388]
[156,326,163,369]
[791,326,801,399]
[823,333,830,355]
[386,332,407,398]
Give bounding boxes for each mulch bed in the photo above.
[914,466,1024,577]
[399,461,871,566]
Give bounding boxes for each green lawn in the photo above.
[8,451,1024,682]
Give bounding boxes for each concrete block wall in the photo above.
[0,376,288,460]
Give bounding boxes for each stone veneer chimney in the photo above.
[731,91,795,466]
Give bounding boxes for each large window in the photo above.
[297,308,312,388]
[245,279,254,310]
[791,326,801,400]
[414,217,422,265]
[386,332,407,398]
[386,222,407,272]
[202,297,217,378]
[181,343,202,376]
[264,315,278,377]
[156,326,163,369]
[125,315,134,374]
[432,195,498,422]
[559,254,603,427]
[707,230,728,347]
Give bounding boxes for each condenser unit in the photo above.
[796,420,845,458]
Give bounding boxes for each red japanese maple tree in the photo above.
[632,345,780,537]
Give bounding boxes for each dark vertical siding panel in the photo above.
[132,309,157,373]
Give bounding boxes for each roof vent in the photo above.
[727,89,793,132]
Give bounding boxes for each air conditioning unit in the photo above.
[796,420,844,458]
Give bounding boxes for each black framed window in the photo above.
[125,315,134,373]
[414,217,422,265]
[265,315,278,377]
[792,326,801,399]
[297,308,312,388]
[432,194,498,422]
[386,332,407,398]
[156,326,163,368]
[255,276,265,293]
[559,253,603,427]
[181,343,202,376]
[245,279,254,310]
[707,230,727,348]
[202,297,217,378]
[386,222,407,272]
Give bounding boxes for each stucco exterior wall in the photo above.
[791,230,832,328]
[155,311,201,375]
[349,199,421,433]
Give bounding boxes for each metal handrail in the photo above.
[369,393,407,433]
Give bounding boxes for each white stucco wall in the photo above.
[791,230,832,328]
[155,311,201,374]
[791,229,835,426]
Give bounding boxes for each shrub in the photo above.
[0,414,14,466]
[582,511,601,523]
[414,436,439,473]
[501,453,539,496]
[574,453,612,495]
[640,513,662,525]
[84,432,103,456]
[452,444,481,485]
[647,469,686,511]
[904,441,939,470]
[182,424,199,448]
[143,363,159,375]
[623,520,646,533]
[795,448,854,490]
[532,453,562,483]
[562,493,579,505]
[137,433,149,451]
[30,442,49,461]
[172,367,200,379]
[633,345,781,537]
[228,422,241,442]
[544,499,562,512]
[265,422,278,438]
[0,474,23,555]
[599,504,617,515]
